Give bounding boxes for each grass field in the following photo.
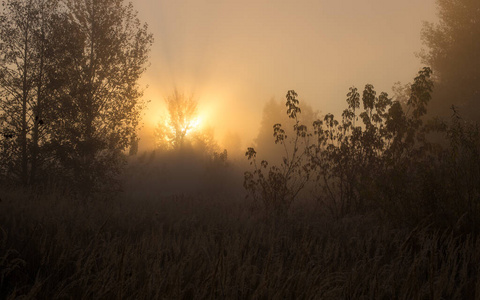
[1,187,479,299]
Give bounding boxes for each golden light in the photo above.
[158,114,203,143]
[151,89,223,151]
[184,117,202,136]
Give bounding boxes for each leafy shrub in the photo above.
[245,67,480,233]
[244,91,312,219]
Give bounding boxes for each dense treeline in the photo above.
[0,0,153,193]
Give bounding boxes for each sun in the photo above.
[184,116,202,136]
[154,90,215,150]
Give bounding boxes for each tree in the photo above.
[155,90,199,150]
[421,0,480,120]
[46,0,153,193]
[0,0,58,185]
[154,90,220,154]
[29,0,58,184]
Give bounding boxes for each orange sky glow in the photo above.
[131,0,437,155]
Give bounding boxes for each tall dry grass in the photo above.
[1,189,478,299]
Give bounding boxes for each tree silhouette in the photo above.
[0,0,153,191]
[154,90,225,159]
[421,0,480,120]
[0,0,58,185]
[155,90,199,150]
[44,0,153,193]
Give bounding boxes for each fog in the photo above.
[4,1,480,298]
[133,0,437,153]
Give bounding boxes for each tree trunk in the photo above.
[21,20,30,186]
[31,31,44,185]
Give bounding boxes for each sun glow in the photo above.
[184,117,202,136]
[151,89,222,151]
[156,113,204,147]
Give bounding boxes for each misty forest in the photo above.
[1,0,480,298]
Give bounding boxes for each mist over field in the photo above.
[1,0,480,298]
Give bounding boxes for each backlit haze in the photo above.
[133,0,437,155]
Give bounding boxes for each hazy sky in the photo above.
[132,0,437,152]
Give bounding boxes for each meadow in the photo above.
[1,184,479,299]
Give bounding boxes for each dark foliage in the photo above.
[421,0,480,121]
[0,0,152,195]
[245,68,480,234]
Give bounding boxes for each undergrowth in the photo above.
[0,191,479,299]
